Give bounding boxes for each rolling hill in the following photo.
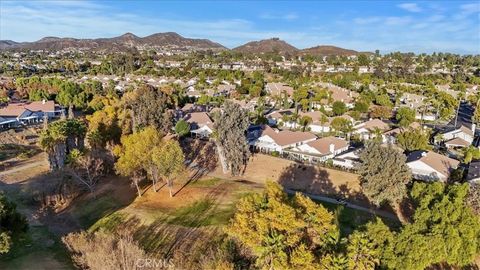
[233,38,299,55]
[299,45,367,56]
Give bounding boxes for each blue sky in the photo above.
[1,1,479,54]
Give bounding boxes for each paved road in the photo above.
[284,189,400,221]
[449,101,474,129]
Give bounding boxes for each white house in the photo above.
[0,100,63,128]
[184,112,214,138]
[332,148,363,169]
[440,125,474,148]
[288,136,349,162]
[353,119,390,141]
[382,122,422,145]
[406,150,460,182]
[250,126,317,153]
[266,109,295,126]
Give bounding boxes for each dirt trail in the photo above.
[0,159,46,176]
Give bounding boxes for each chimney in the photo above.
[329,143,335,154]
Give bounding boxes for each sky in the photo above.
[1,1,479,54]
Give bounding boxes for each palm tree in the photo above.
[298,115,313,132]
[320,114,329,136]
[370,127,384,142]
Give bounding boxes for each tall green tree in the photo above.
[331,117,353,139]
[346,231,380,270]
[39,119,86,170]
[382,182,480,270]
[358,141,412,206]
[462,146,480,164]
[128,84,173,133]
[332,101,347,116]
[298,115,313,132]
[213,101,250,176]
[396,107,416,127]
[396,128,430,152]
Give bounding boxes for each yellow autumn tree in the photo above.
[227,181,338,269]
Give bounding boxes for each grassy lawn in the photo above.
[73,176,399,265]
[91,180,253,230]
[314,200,401,236]
[0,226,74,270]
[188,177,223,187]
[70,193,125,228]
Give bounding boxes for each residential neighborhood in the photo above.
[0,1,479,270]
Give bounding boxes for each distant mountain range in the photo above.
[0,33,367,56]
[0,32,227,52]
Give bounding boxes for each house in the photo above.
[466,160,480,183]
[288,136,349,162]
[177,103,207,119]
[400,93,426,110]
[229,99,256,112]
[406,150,460,182]
[353,119,390,140]
[399,93,436,121]
[0,116,18,129]
[383,122,422,144]
[439,125,474,148]
[308,114,355,134]
[0,100,63,129]
[250,125,317,154]
[184,112,214,138]
[332,147,363,169]
[181,103,207,113]
[314,82,359,108]
[265,82,294,97]
[217,84,236,95]
[266,109,295,126]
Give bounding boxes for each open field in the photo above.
[209,153,362,201]
[0,149,391,269]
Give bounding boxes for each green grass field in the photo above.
[0,225,74,270]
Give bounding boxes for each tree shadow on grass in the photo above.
[103,183,230,263]
[174,139,218,197]
[277,162,403,231]
[278,162,337,195]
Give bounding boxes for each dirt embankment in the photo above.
[0,127,41,145]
